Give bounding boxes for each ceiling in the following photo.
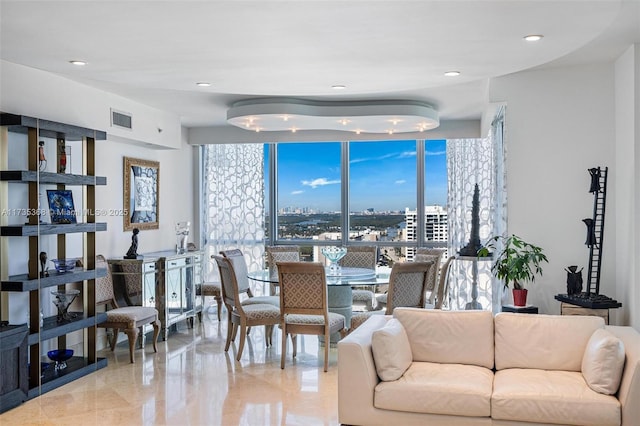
[1,1,639,129]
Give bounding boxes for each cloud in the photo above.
[301,178,341,189]
[395,179,406,184]
[291,190,304,195]
[426,149,446,156]
[397,151,416,158]
[350,150,416,164]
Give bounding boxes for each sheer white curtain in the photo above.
[446,107,507,312]
[202,144,265,284]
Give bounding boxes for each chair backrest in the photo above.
[434,256,455,309]
[212,254,243,310]
[220,248,243,259]
[277,261,327,317]
[218,249,252,294]
[338,246,377,269]
[96,254,118,307]
[266,246,300,280]
[415,248,446,291]
[386,260,435,314]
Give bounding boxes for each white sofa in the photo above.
[338,308,640,426]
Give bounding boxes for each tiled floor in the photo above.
[2,308,341,425]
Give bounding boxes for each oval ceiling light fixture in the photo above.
[444,70,460,77]
[69,60,87,66]
[523,34,544,42]
[227,98,439,134]
[196,82,211,87]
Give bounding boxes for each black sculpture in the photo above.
[459,183,486,256]
[39,251,49,277]
[588,168,601,193]
[565,265,583,295]
[124,228,140,259]
[582,218,597,247]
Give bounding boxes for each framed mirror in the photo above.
[123,157,159,231]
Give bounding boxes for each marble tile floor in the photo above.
[2,309,341,426]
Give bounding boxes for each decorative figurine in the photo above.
[38,140,47,171]
[565,265,583,295]
[124,228,141,259]
[588,167,601,193]
[459,183,487,256]
[59,145,67,173]
[582,218,597,247]
[39,251,49,277]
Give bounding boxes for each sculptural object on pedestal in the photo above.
[124,228,141,259]
[459,183,486,256]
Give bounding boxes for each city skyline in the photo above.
[270,139,447,212]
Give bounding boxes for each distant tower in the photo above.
[458,183,483,256]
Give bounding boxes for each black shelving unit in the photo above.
[0,113,108,404]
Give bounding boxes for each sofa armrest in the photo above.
[338,314,391,425]
[606,325,640,426]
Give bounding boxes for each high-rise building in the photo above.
[404,206,448,261]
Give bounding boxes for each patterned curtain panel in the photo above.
[446,108,507,312]
[203,144,265,287]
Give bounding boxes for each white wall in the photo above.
[614,44,639,330]
[489,62,635,323]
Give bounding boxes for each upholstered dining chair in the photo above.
[276,261,346,372]
[220,249,280,308]
[350,260,436,332]
[337,246,378,311]
[265,245,300,294]
[213,254,281,361]
[95,255,161,363]
[430,255,455,310]
[415,247,447,306]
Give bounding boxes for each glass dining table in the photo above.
[248,266,391,342]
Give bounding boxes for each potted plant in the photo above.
[478,234,548,306]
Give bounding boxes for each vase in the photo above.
[512,288,528,307]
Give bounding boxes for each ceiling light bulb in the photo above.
[332,85,346,90]
[282,115,289,121]
[444,71,460,77]
[523,34,543,42]
[356,129,361,135]
[388,130,394,135]
[391,119,399,125]
[69,60,87,66]
[196,82,211,87]
[255,128,260,133]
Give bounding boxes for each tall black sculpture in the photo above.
[459,183,485,256]
[124,228,141,259]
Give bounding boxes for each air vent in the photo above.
[110,108,132,130]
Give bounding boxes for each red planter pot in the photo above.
[512,288,528,307]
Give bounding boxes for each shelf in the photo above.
[0,113,107,141]
[1,223,107,236]
[2,268,107,292]
[27,357,107,399]
[0,170,106,186]
[28,312,107,345]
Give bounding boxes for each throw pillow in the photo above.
[581,328,625,395]
[371,318,412,381]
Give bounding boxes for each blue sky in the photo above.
[267,140,447,212]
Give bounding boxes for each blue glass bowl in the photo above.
[47,349,74,363]
[51,258,77,273]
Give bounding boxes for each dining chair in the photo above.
[350,260,436,332]
[220,249,280,308]
[337,246,378,311]
[276,261,346,372]
[415,247,447,306]
[430,255,455,309]
[266,245,301,294]
[213,255,281,361]
[95,255,161,363]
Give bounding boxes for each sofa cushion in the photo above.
[374,362,493,417]
[582,328,625,395]
[494,313,605,371]
[493,368,620,426]
[394,308,494,369]
[371,318,412,381]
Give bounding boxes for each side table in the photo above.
[502,304,539,314]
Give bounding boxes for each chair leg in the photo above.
[236,325,247,361]
[231,323,239,341]
[280,323,287,369]
[324,329,329,372]
[110,329,120,351]
[224,322,234,352]
[215,295,222,321]
[292,334,298,358]
[124,327,140,363]
[152,320,160,353]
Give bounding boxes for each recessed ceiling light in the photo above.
[523,34,543,42]
[196,82,211,87]
[69,60,87,66]
[444,71,460,77]
[332,85,346,90]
